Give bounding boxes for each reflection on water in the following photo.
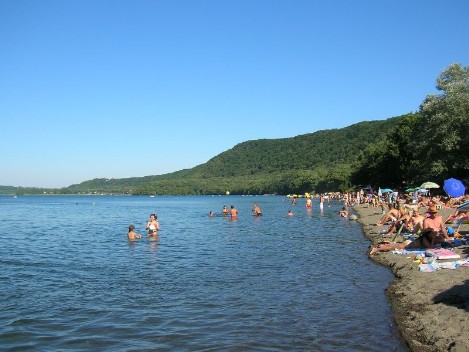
[0,195,405,351]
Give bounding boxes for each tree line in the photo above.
[351,63,469,190]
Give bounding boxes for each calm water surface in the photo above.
[0,195,406,351]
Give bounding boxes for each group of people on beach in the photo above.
[128,213,160,241]
[369,199,468,255]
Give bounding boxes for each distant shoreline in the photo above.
[0,193,133,196]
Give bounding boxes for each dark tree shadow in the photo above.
[433,280,469,312]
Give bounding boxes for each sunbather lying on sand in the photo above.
[369,228,436,255]
[444,209,468,224]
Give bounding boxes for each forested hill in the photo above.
[63,114,407,195]
[187,117,400,178]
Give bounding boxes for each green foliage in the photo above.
[129,119,399,194]
[352,63,469,189]
[414,63,469,180]
[0,185,65,195]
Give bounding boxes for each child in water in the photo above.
[339,207,349,218]
[128,225,141,241]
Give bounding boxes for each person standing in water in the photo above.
[230,205,238,219]
[319,194,324,209]
[252,202,262,216]
[128,225,141,241]
[146,213,160,236]
[222,205,229,216]
[306,197,312,209]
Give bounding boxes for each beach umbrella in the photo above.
[458,200,469,212]
[380,188,393,193]
[405,187,417,192]
[418,188,429,193]
[443,178,466,198]
[420,181,439,189]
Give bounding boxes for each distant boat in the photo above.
[150,195,155,198]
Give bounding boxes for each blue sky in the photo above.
[1,0,468,188]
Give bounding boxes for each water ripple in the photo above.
[0,195,404,351]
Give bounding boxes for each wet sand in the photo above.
[354,205,469,352]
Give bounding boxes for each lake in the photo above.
[0,195,406,351]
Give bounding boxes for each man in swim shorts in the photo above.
[252,203,262,216]
[369,228,436,255]
[230,205,238,219]
[420,206,449,240]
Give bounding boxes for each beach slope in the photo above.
[355,205,469,352]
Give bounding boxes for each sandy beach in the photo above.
[354,204,469,352]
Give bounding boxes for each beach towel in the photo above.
[419,259,469,272]
[419,263,438,272]
[391,249,426,255]
[425,248,460,260]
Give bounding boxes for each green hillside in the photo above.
[0,115,409,195]
[187,117,400,178]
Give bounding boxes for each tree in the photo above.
[414,63,469,180]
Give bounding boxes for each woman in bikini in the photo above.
[146,213,160,236]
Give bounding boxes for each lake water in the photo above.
[0,195,406,351]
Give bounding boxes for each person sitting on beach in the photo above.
[369,228,437,255]
[128,225,142,241]
[384,207,411,236]
[146,213,160,236]
[406,209,425,233]
[252,203,262,216]
[376,204,401,226]
[230,205,238,219]
[339,207,348,218]
[414,206,449,241]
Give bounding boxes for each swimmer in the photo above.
[252,203,262,216]
[230,205,238,219]
[288,210,293,216]
[146,213,160,235]
[128,225,141,241]
[222,205,229,216]
[339,207,348,218]
[209,211,214,217]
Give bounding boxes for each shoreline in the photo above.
[354,204,469,352]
